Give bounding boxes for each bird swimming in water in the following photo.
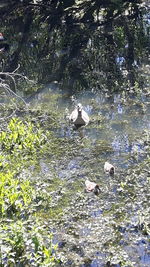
[104,162,115,175]
[69,103,90,128]
[85,179,100,195]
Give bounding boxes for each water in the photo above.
[27,83,150,266]
[1,2,150,265]
[30,84,149,167]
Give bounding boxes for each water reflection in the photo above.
[30,85,149,170]
[117,104,123,114]
[1,1,150,266]
[27,84,150,267]
[90,209,103,218]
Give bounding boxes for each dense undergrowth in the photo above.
[0,117,61,266]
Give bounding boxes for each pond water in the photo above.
[1,1,150,265]
[26,83,150,267]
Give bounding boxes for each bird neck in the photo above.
[78,110,82,116]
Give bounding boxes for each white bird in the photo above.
[69,103,90,128]
[85,180,100,195]
[104,162,115,175]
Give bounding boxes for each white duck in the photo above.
[104,162,115,175]
[85,180,100,195]
[69,103,90,128]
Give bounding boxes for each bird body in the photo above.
[104,162,115,175]
[85,180,100,195]
[69,103,89,127]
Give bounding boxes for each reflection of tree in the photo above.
[0,0,149,91]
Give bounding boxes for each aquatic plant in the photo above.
[0,219,60,266]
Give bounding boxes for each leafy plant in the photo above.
[0,171,33,216]
[0,118,46,156]
[0,219,60,266]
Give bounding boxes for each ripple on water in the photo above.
[137,240,150,266]
[81,258,120,267]
[80,227,91,237]
[90,209,103,218]
[29,87,149,267]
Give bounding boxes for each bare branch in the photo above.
[0,67,34,120]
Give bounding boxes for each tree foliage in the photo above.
[0,0,149,90]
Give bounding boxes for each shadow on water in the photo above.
[27,83,150,266]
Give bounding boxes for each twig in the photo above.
[0,73,27,105]
[0,68,34,120]
[0,66,36,105]
[0,97,17,121]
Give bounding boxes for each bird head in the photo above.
[94,185,100,195]
[77,103,82,112]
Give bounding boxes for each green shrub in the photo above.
[0,118,46,156]
[0,118,61,265]
[0,219,60,266]
[0,171,33,216]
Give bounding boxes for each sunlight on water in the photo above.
[27,84,150,267]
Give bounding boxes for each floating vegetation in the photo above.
[0,88,149,266]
